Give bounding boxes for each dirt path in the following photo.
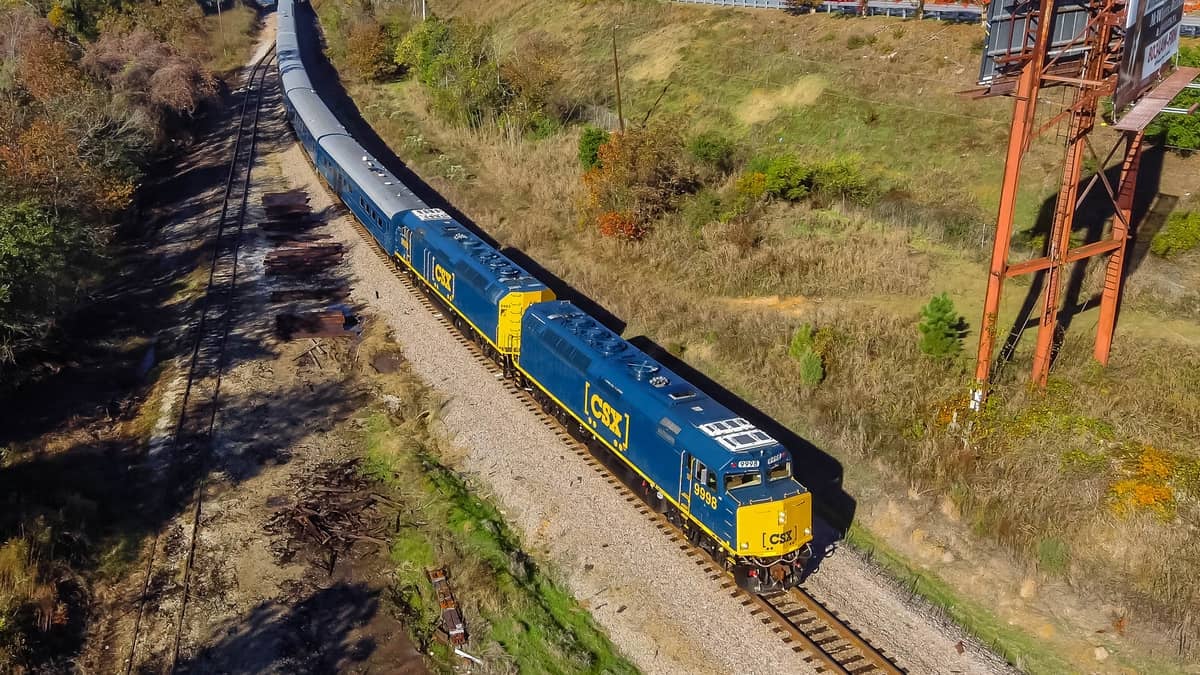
[79,23,424,674]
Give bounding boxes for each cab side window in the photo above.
[690,458,719,493]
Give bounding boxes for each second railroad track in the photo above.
[123,47,275,675]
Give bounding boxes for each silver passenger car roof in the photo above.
[320,135,428,217]
[288,89,347,142]
[276,31,312,94]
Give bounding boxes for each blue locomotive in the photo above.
[274,0,813,591]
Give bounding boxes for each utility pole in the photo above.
[612,25,625,132]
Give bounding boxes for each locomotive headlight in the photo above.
[778,511,787,525]
[804,528,812,535]
[740,542,749,550]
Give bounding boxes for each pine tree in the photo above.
[918,293,965,359]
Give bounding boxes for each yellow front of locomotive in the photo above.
[735,491,813,558]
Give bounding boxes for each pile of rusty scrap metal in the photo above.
[427,567,469,648]
[264,458,397,566]
[261,189,348,294]
[265,241,346,275]
[276,306,361,340]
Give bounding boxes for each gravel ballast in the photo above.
[278,137,1014,675]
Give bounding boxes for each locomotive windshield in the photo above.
[768,461,792,482]
[726,470,762,491]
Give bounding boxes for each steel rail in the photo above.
[122,47,275,675]
[167,47,275,674]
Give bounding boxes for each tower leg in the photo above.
[1094,131,1143,365]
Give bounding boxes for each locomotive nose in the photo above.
[736,492,812,557]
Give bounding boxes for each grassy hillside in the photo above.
[313,0,1200,670]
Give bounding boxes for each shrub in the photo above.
[759,154,813,201]
[680,190,723,232]
[578,126,609,170]
[582,119,693,238]
[918,293,966,359]
[809,156,876,205]
[688,131,735,172]
[596,211,644,240]
[1150,211,1200,258]
[346,18,399,82]
[788,324,826,386]
[721,171,767,222]
[1145,45,1200,153]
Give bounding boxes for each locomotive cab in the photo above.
[724,451,813,592]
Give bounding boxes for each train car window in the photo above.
[692,458,708,485]
[706,470,717,491]
[768,462,792,482]
[726,471,762,491]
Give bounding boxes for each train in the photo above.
[274,0,814,592]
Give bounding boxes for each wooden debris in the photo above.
[265,242,345,275]
[262,189,310,209]
[264,458,393,564]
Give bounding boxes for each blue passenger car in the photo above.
[398,210,554,356]
[287,89,346,156]
[516,301,812,581]
[314,135,426,252]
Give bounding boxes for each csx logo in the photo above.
[766,530,795,546]
[433,263,453,294]
[589,393,624,438]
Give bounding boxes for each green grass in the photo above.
[358,366,637,674]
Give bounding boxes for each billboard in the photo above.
[1114,0,1186,111]
[978,0,1093,87]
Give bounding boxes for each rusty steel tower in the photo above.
[969,0,1196,409]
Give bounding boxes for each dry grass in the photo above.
[736,75,827,125]
[203,5,260,77]
[324,0,1200,666]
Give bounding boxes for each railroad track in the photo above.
[123,48,275,675]
[343,217,905,675]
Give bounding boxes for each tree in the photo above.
[395,17,509,128]
[501,30,566,135]
[918,293,966,359]
[578,126,609,170]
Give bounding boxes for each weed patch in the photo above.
[359,364,635,673]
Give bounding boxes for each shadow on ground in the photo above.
[997,143,1167,373]
[176,582,379,674]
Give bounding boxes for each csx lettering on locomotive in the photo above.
[433,263,454,296]
[588,392,624,438]
[767,529,795,546]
